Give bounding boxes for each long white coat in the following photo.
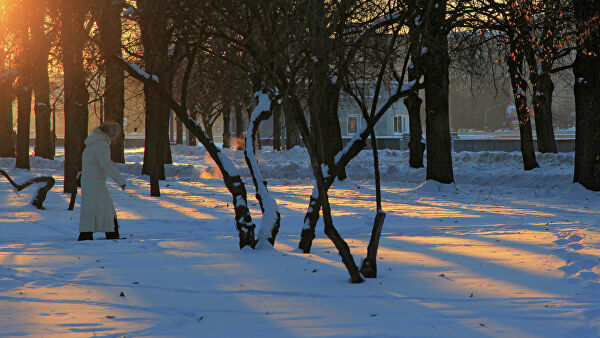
[79,128,126,233]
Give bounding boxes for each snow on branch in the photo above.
[372,11,402,28]
[245,92,280,247]
[117,56,160,83]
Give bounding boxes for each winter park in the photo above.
[1,0,600,337]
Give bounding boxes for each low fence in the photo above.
[43,136,576,152]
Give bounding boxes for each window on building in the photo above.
[393,115,405,134]
[347,115,359,134]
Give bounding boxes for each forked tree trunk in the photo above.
[288,95,362,283]
[307,1,345,180]
[526,53,557,154]
[308,77,346,180]
[98,0,125,163]
[116,56,258,248]
[573,0,600,191]
[31,3,53,160]
[422,0,454,184]
[61,0,90,194]
[507,45,539,170]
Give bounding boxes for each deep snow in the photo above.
[1,146,599,337]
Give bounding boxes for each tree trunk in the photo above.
[359,129,385,278]
[98,0,125,163]
[422,0,454,183]
[308,77,345,180]
[138,0,168,195]
[0,77,16,158]
[284,102,301,149]
[507,46,539,170]
[307,1,345,180]
[31,3,53,160]
[272,103,281,151]
[244,95,281,246]
[407,11,425,169]
[176,116,183,145]
[573,0,600,191]
[532,74,557,153]
[525,52,557,154]
[16,82,32,170]
[235,103,245,150]
[223,104,231,148]
[61,0,90,194]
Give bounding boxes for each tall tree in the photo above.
[405,0,426,169]
[15,1,33,169]
[31,1,53,160]
[573,0,600,190]
[0,1,17,158]
[422,0,454,183]
[0,73,16,158]
[137,0,170,196]
[60,0,91,194]
[98,0,125,163]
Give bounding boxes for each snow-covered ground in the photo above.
[1,146,599,337]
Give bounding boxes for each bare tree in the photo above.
[97,0,126,163]
[31,0,54,160]
[573,0,600,190]
[60,0,91,194]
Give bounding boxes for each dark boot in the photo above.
[78,232,93,241]
[105,216,120,239]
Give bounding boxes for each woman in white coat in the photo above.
[78,121,127,241]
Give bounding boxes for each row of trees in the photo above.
[1,0,599,281]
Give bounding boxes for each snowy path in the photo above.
[1,147,600,337]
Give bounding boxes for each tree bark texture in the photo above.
[406,8,425,169]
[422,0,454,183]
[307,2,345,180]
[176,116,183,145]
[15,3,32,170]
[61,0,90,194]
[138,0,169,194]
[507,45,539,170]
[525,53,557,154]
[308,75,346,180]
[272,102,282,151]
[284,101,301,149]
[98,0,125,163]
[222,105,231,148]
[16,81,32,170]
[573,0,600,191]
[31,3,53,160]
[0,75,16,158]
[359,128,385,278]
[235,103,245,150]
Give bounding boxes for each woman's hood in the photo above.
[84,128,111,147]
